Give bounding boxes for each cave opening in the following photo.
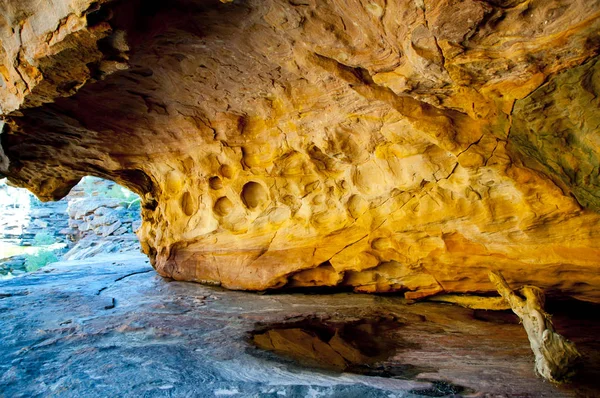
[0,176,141,278]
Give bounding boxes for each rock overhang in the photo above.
[0,0,599,301]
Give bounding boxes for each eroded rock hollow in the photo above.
[1,0,599,301]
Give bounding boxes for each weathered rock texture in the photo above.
[1,254,599,397]
[1,0,600,300]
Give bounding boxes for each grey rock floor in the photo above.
[0,253,598,397]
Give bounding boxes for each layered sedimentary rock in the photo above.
[1,0,599,301]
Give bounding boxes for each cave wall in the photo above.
[1,0,599,301]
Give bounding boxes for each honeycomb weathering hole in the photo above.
[209,176,223,190]
[241,181,268,209]
[181,191,195,216]
[214,196,234,216]
[220,164,234,179]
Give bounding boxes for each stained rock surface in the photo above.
[1,254,599,397]
[1,0,600,299]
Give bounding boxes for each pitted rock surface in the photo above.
[0,0,599,299]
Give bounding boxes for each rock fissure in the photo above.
[113,269,153,283]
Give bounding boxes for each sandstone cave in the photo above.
[0,0,599,396]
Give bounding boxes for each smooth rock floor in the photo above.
[0,253,598,397]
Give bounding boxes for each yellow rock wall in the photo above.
[1,0,599,301]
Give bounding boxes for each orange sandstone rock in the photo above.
[1,0,599,301]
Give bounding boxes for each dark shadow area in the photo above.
[409,381,467,397]
[263,285,356,295]
[248,314,472,396]
[247,298,600,396]
[250,315,416,373]
[472,309,520,324]
[545,298,600,395]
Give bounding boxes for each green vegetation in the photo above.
[24,250,58,272]
[126,197,141,212]
[33,231,55,246]
[80,176,140,209]
[1,234,63,274]
[23,233,60,271]
[107,183,135,201]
